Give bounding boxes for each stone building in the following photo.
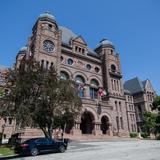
[0,12,157,139]
[124,77,156,132]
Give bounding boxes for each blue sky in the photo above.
[0,0,160,94]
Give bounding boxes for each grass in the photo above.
[0,146,15,156]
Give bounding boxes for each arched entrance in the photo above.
[80,111,95,134]
[101,116,109,134]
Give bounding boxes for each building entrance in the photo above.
[80,111,95,134]
[101,116,109,134]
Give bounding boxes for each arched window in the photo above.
[90,79,99,99]
[60,71,69,80]
[120,117,124,129]
[75,75,85,98]
[111,64,116,72]
[67,58,73,65]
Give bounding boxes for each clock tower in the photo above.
[27,12,62,71]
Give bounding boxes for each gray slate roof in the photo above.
[124,77,145,94]
[59,26,77,45]
[59,26,99,58]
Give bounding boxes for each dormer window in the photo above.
[75,46,85,54]
[75,46,78,52]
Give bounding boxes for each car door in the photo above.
[46,139,58,152]
[35,138,49,152]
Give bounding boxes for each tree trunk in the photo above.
[48,126,53,139]
[39,126,52,139]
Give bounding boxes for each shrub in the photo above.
[130,132,138,138]
[141,132,149,138]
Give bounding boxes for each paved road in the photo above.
[8,139,160,160]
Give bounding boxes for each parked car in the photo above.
[14,137,68,156]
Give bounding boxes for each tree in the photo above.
[143,112,157,136]
[152,96,160,111]
[0,87,4,97]
[152,96,160,138]
[0,59,82,138]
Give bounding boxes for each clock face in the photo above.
[43,40,55,53]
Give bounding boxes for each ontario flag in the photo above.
[98,87,107,97]
[78,83,85,90]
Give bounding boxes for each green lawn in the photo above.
[0,147,15,156]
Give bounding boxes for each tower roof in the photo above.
[39,11,55,21]
[95,38,114,49]
[19,46,27,52]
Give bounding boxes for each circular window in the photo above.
[67,58,73,65]
[43,40,55,53]
[95,67,100,73]
[86,64,91,70]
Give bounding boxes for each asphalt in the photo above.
[1,139,160,160]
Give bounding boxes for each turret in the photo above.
[27,12,62,71]
[95,39,124,97]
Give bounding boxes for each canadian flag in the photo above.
[98,88,107,97]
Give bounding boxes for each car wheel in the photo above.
[59,145,65,153]
[31,148,39,156]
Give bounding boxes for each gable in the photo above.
[73,36,87,46]
[145,80,154,92]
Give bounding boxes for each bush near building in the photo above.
[130,132,138,138]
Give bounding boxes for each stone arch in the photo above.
[82,106,99,122]
[99,112,112,123]
[73,71,88,82]
[80,107,98,134]
[99,112,112,135]
[88,75,102,86]
[60,67,73,79]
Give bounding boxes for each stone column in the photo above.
[72,122,81,135]
[108,123,113,136]
[94,122,102,135]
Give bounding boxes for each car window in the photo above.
[47,138,55,144]
[35,138,48,144]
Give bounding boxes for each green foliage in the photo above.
[0,147,15,156]
[151,96,160,137]
[152,96,160,111]
[141,132,149,138]
[0,88,4,97]
[0,59,82,138]
[143,112,157,135]
[130,132,138,138]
